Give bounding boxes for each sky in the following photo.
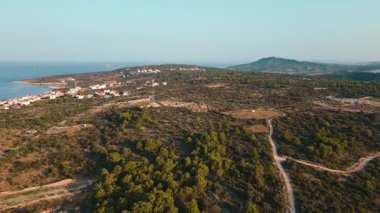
[0,0,380,63]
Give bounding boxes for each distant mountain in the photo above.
[229,57,380,74]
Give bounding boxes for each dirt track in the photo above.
[0,179,92,211]
[267,119,296,213]
[287,153,380,175]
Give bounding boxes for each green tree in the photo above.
[109,152,121,163]
[364,180,375,194]
[246,202,259,213]
[50,167,59,176]
[184,199,200,213]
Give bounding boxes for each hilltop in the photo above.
[229,57,380,74]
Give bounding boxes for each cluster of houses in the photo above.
[89,81,123,90]
[144,80,168,87]
[122,69,161,78]
[0,91,65,110]
[0,81,129,110]
[137,69,161,74]
[1,78,169,110]
[168,67,206,72]
[121,66,206,79]
[64,81,130,100]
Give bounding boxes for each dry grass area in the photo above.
[313,87,327,91]
[226,108,282,120]
[159,100,208,112]
[251,92,263,98]
[364,97,380,107]
[0,164,50,191]
[327,96,380,108]
[313,99,380,113]
[71,102,115,122]
[46,124,94,135]
[312,101,358,112]
[0,179,92,211]
[0,151,55,191]
[364,97,380,108]
[249,125,269,133]
[0,129,23,156]
[205,83,226,89]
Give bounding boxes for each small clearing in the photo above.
[226,108,282,120]
[46,124,94,135]
[159,100,208,112]
[327,96,380,108]
[313,96,380,112]
[205,83,226,89]
[249,125,269,133]
[313,87,327,91]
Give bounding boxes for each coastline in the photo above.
[0,81,52,101]
[14,80,66,89]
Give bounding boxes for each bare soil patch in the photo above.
[249,125,269,133]
[46,124,94,135]
[327,96,380,108]
[159,100,208,112]
[205,83,226,89]
[72,102,115,122]
[313,87,326,91]
[226,108,282,120]
[313,96,380,113]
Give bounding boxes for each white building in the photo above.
[68,87,82,95]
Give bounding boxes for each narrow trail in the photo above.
[267,119,296,213]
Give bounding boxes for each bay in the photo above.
[0,62,143,100]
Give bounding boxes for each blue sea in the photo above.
[0,62,143,100]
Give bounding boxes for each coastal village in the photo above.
[0,65,209,110]
[0,67,170,110]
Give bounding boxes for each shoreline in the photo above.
[0,82,52,101]
[14,80,66,89]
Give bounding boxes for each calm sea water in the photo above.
[0,62,141,100]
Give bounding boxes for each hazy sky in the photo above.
[1,0,379,63]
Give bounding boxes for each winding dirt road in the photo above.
[287,153,380,175]
[267,119,296,213]
[267,119,380,213]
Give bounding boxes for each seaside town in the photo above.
[0,65,209,110]
[0,77,168,110]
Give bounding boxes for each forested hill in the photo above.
[229,57,380,75]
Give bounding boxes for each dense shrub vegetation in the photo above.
[1,70,379,212]
[274,110,380,168]
[91,107,285,212]
[285,159,380,212]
